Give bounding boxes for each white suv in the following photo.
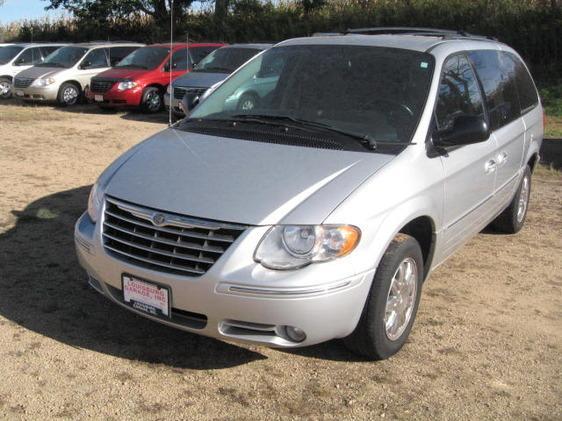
[13,42,142,106]
[0,43,66,99]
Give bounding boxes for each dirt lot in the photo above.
[0,101,560,420]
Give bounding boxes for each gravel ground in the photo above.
[0,101,561,420]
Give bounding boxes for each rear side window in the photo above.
[190,47,219,65]
[468,50,521,130]
[507,53,539,113]
[436,54,485,131]
[170,48,190,71]
[109,47,138,66]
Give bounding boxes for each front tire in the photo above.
[141,87,163,113]
[344,234,423,360]
[490,165,532,234]
[0,77,13,99]
[57,82,81,106]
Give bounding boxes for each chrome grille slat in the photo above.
[103,232,216,264]
[104,221,225,253]
[104,209,236,243]
[102,197,246,277]
[104,245,206,275]
[14,77,35,88]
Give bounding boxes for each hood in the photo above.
[172,71,229,89]
[105,129,394,225]
[15,66,64,80]
[93,67,148,81]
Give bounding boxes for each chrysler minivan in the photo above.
[87,43,223,113]
[13,42,142,106]
[0,43,66,99]
[75,29,543,360]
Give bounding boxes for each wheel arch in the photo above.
[527,152,539,173]
[398,216,436,280]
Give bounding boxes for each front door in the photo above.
[436,54,497,259]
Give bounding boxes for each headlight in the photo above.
[87,182,104,222]
[254,225,360,270]
[31,77,56,87]
[117,81,137,91]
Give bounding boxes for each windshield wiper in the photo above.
[39,62,65,68]
[201,66,231,73]
[116,64,147,69]
[229,114,415,150]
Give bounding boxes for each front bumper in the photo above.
[74,210,373,348]
[87,86,143,108]
[164,93,185,116]
[15,84,59,101]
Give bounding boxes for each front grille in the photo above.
[173,87,206,100]
[14,77,35,88]
[102,197,247,277]
[91,78,117,93]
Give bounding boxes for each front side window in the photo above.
[0,46,24,65]
[41,46,88,68]
[436,54,485,131]
[81,48,109,69]
[187,45,435,150]
[14,47,42,66]
[468,50,521,130]
[116,47,169,70]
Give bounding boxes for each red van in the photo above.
[87,43,223,112]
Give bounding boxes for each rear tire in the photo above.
[490,165,532,234]
[344,234,423,360]
[141,87,163,113]
[0,77,13,99]
[57,82,81,106]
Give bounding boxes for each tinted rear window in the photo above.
[468,50,521,130]
[507,53,539,113]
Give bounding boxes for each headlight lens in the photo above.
[31,77,56,87]
[254,225,360,270]
[117,81,137,91]
[87,182,104,222]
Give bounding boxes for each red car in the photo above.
[87,43,223,112]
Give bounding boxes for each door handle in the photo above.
[484,159,497,174]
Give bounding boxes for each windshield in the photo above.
[187,45,434,149]
[0,46,24,65]
[194,47,263,74]
[116,46,169,69]
[41,46,88,68]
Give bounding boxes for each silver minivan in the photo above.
[13,42,142,106]
[75,29,543,360]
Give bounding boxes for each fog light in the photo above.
[283,326,306,343]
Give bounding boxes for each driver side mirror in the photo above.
[80,60,92,70]
[434,115,489,147]
[163,62,170,72]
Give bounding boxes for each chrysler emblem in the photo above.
[152,213,166,226]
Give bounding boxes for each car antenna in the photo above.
[168,0,174,127]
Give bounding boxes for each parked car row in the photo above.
[1,41,272,113]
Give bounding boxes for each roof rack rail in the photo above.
[345,27,497,41]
